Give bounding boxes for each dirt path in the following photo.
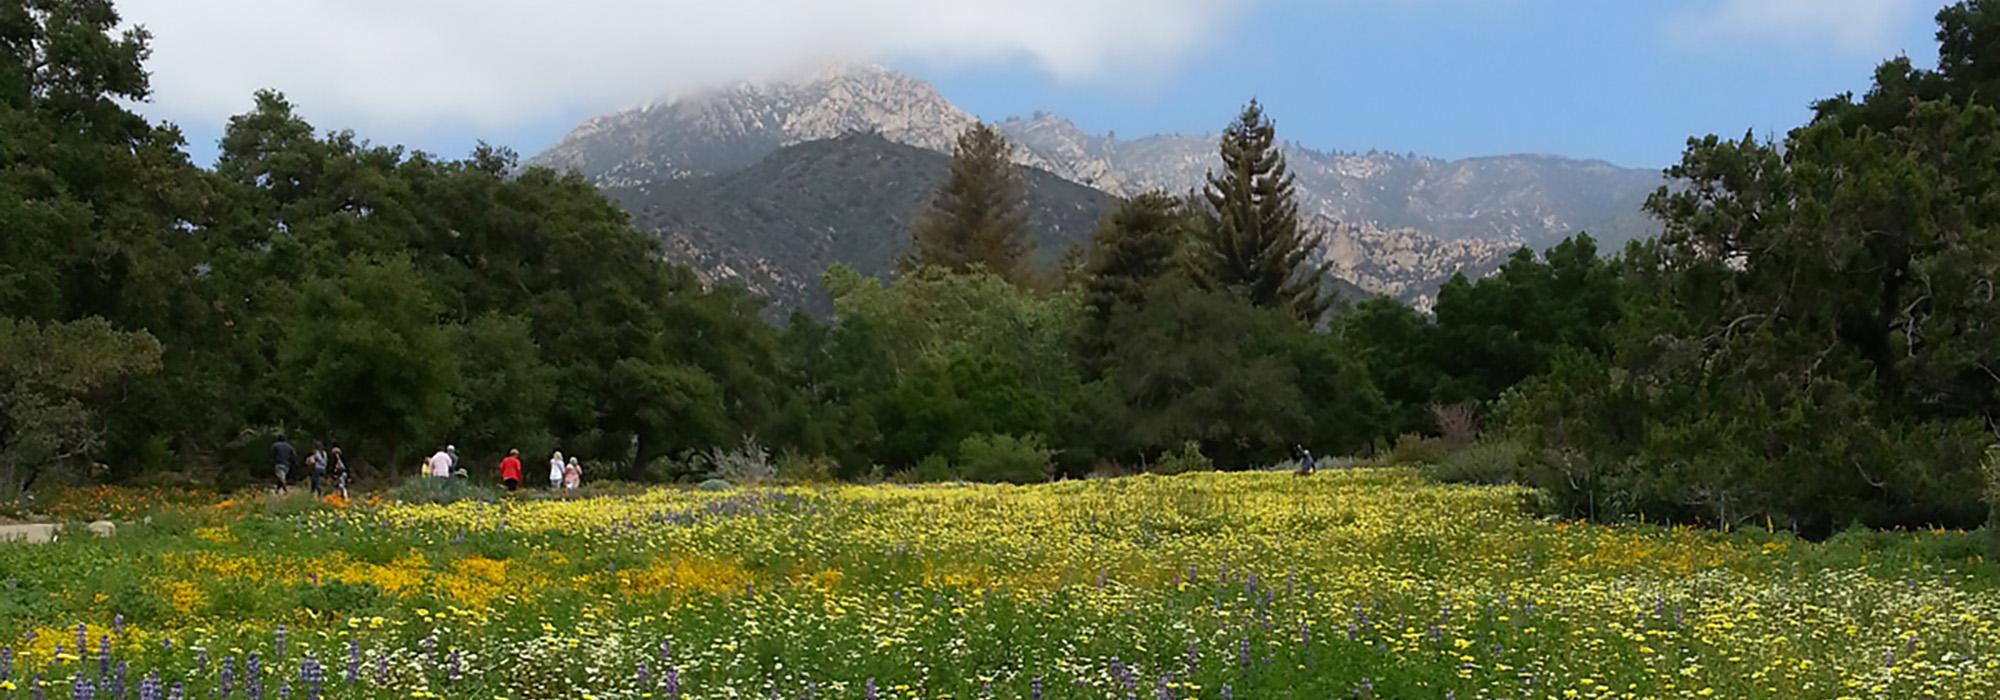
[0,522,60,544]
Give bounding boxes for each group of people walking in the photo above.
[431,444,581,493]
[269,434,349,497]
[267,433,582,496]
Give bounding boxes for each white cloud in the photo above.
[1668,0,1928,55]
[117,0,1246,138]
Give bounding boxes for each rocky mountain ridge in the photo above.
[528,64,1663,306]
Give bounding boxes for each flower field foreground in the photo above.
[1,470,1997,699]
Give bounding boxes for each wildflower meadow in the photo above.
[1,470,1996,699]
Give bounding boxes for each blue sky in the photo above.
[135,0,1948,171]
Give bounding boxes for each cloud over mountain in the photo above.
[118,0,1242,136]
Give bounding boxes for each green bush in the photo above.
[1388,433,1454,466]
[911,454,957,483]
[1426,440,1526,486]
[385,477,500,505]
[776,450,835,484]
[1985,445,2000,556]
[697,478,734,492]
[957,433,1053,485]
[1152,441,1210,475]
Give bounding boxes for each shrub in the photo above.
[1985,445,2000,556]
[1426,440,1526,486]
[385,477,499,505]
[1388,433,1454,466]
[703,436,774,485]
[957,433,1053,485]
[697,478,734,492]
[1152,441,1210,475]
[1430,402,1480,445]
[775,451,835,484]
[911,454,957,483]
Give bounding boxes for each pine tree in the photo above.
[903,123,1031,284]
[1079,192,1195,368]
[1198,100,1331,322]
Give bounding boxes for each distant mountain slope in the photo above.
[531,64,1663,308]
[604,132,1115,317]
[995,114,1661,250]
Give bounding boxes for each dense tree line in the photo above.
[5,0,1999,540]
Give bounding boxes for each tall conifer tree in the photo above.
[903,122,1031,284]
[1198,100,1331,322]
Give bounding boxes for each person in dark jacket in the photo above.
[272,434,299,494]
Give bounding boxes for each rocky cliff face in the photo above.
[530,64,1662,307]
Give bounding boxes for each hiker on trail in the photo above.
[329,446,349,499]
[563,456,581,491]
[549,450,566,490]
[307,441,329,496]
[447,445,466,479]
[499,449,522,492]
[271,434,298,493]
[428,447,453,478]
[1297,446,1316,475]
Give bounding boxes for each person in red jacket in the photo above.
[499,449,523,492]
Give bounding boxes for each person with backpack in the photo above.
[307,441,329,496]
[271,434,298,494]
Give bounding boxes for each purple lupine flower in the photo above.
[33,673,45,700]
[274,626,287,660]
[196,649,208,671]
[276,682,289,700]
[161,637,171,651]
[70,673,93,700]
[980,681,991,699]
[97,637,111,677]
[1031,676,1042,700]
[372,652,388,687]
[112,615,125,639]
[447,649,462,682]
[864,678,877,700]
[345,643,359,684]
[664,667,680,699]
[219,657,236,697]
[420,635,437,668]
[1154,673,1173,700]
[111,660,128,698]
[636,661,649,687]
[247,651,264,700]
[139,673,161,700]
[74,625,86,654]
[170,680,186,700]
[2,646,12,680]
[1237,638,1251,668]
[1219,684,1232,700]
[1184,640,1198,675]
[302,657,324,700]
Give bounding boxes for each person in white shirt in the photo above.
[549,450,566,490]
[428,447,453,478]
